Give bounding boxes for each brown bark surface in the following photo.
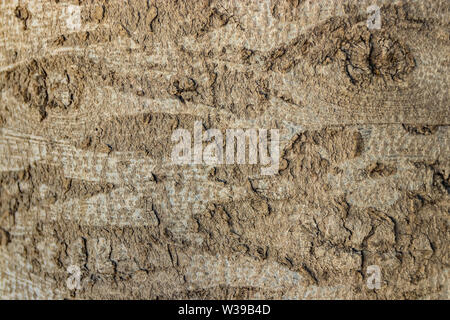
[0,0,448,299]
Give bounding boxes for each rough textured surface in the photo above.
[0,0,449,299]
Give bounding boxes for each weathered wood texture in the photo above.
[0,0,448,299]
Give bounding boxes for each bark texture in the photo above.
[0,0,449,299]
